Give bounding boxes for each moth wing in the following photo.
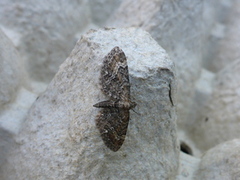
[96,108,129,152]
[100,46,131,101]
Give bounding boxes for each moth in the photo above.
[93,46,136,152]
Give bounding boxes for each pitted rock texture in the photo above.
[1,28,178,180]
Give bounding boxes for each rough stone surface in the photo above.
[176,153,200,180]
[2,1,240,179]
[0,29,24,106]
[0,29,39,178]
[106,0,203,131]
[1,28,178,180]
[195,139,240,180]
[186,69,215,152]
[203,0,240,72]
[89,0,122,26]
[212,1,240,72]
[0,88,38,135]
[0,87,38,175]
[194,59,240,151]
[0,0,91,82]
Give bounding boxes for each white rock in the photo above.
[0,84,46,179]
[197,59,240,151]
[0,88,38,135]
[0,0,91,82]
[186,69,215,153]
[1,28,178,179]
[89,0,122,26]
[176,152,200,180]
[0,29,38,177]
[0,29,24,106]
[106,0,203,131]
[195,139,240,180]
[203,0,240,72]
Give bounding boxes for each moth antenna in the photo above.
[132,108,140,115]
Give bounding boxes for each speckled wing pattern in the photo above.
[93,47,136,152]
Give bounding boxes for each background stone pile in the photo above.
[0,0,240,179]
